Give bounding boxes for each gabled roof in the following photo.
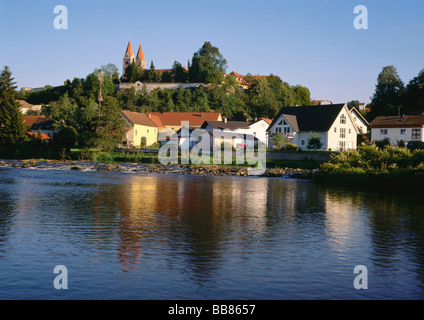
[260,118,273,125]
[370,115,424,128]
[147,112,222,126]
[267,104,346,132]
[124,40,134,58]
[23,115,53,130]
[201,120,251,131]
[350,107,370,126]
[122,110,158,127]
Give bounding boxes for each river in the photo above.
[0,166,423,299]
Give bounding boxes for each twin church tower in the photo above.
[122,39,146,76]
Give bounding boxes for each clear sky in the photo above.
[0,0,423,104]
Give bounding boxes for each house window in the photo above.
[339,141,346,150]
[340,128,346,138]
[400,129,406,135]
[283,127,290,133]
[412,129,421,140]
[135,130,138,135]
[340,114,346,124]
[283,120,287,125]
[334,127,337,133]
[301,140,305,146]
[348,129,351,134]
[278,120,283,125]
[147,129,149,133]
[380,129,388,135]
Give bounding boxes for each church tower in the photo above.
[123,39,135,77]
[136,44,146,70]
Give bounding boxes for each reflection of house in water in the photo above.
[117,176,160,272]
[322,191,367,256]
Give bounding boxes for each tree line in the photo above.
[367,65,424,120]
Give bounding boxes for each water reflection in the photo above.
[2,168,424,298]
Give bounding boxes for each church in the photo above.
[122,40,147,76]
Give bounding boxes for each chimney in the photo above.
[224,118,227,123]
[148,113,151,119]
[201,112,203,117]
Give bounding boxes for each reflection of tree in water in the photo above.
[0,190,14,259]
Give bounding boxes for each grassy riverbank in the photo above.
[314,145,424,193]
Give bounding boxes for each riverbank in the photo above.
[0,159,318,179]
[313,145,424,194]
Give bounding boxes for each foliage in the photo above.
[95,96,125,152]
[52,126,78,153]
[271,133,288,149]
[0,66,27,147]
[188,41,227,84]
[307,132,323,150]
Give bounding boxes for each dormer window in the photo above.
[340,114,346,124]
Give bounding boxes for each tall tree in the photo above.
[146,60,157,82]
[370,65,405,116]
[405,68,424,113]
[95,96,125,152]
[188,41,227,84]
[0,66,27,147]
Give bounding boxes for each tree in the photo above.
[146,60,157,82]
[95,96,125,152]
[172,61,188,83]
[272,133,288,149]
[249,77,280,118]
[405,68,424,113]
[292,85,311,106]
[370,65,405,116]
[50,92,78,128]
[188,41,227,83]
[0,66,27,147]
[123,62,144,83]
[52,126,78,153]
[307,132,323,150]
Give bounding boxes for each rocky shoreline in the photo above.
[0,159,318,179]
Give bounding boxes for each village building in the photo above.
[147,112,222,132]
[122,110,160,148]
[17,100,42,115]
[370,114,424,145]
[23,115,55,139]
[267,104,359,151]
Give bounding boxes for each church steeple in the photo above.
[136,44,146,70]
[123,39,135,77]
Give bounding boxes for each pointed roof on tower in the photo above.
[124,39,134,58]
[136,44,145,61]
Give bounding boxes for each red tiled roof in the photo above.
[147,112,222,126]
[122,110,158,127]
[27,132,51,140]
[260,118,273,125]
[24,115,46,128]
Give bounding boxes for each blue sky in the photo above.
[0,0,423,104]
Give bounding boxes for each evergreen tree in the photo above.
[95,96,125,152]
[0,66,27,147]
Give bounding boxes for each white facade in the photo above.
[248,119,269,146]
[268,104,358,151]
[371,127,423,145]
[350,108,369,135]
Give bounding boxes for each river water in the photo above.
[0,166,423,300]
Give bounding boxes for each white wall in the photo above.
[249,119,269,145]
[327,107,358,150]
[371,127,424,145]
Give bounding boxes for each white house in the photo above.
[349,107,369,135]
[267,104,359,151]
[200,118,271,149]
[370,114,424,145]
